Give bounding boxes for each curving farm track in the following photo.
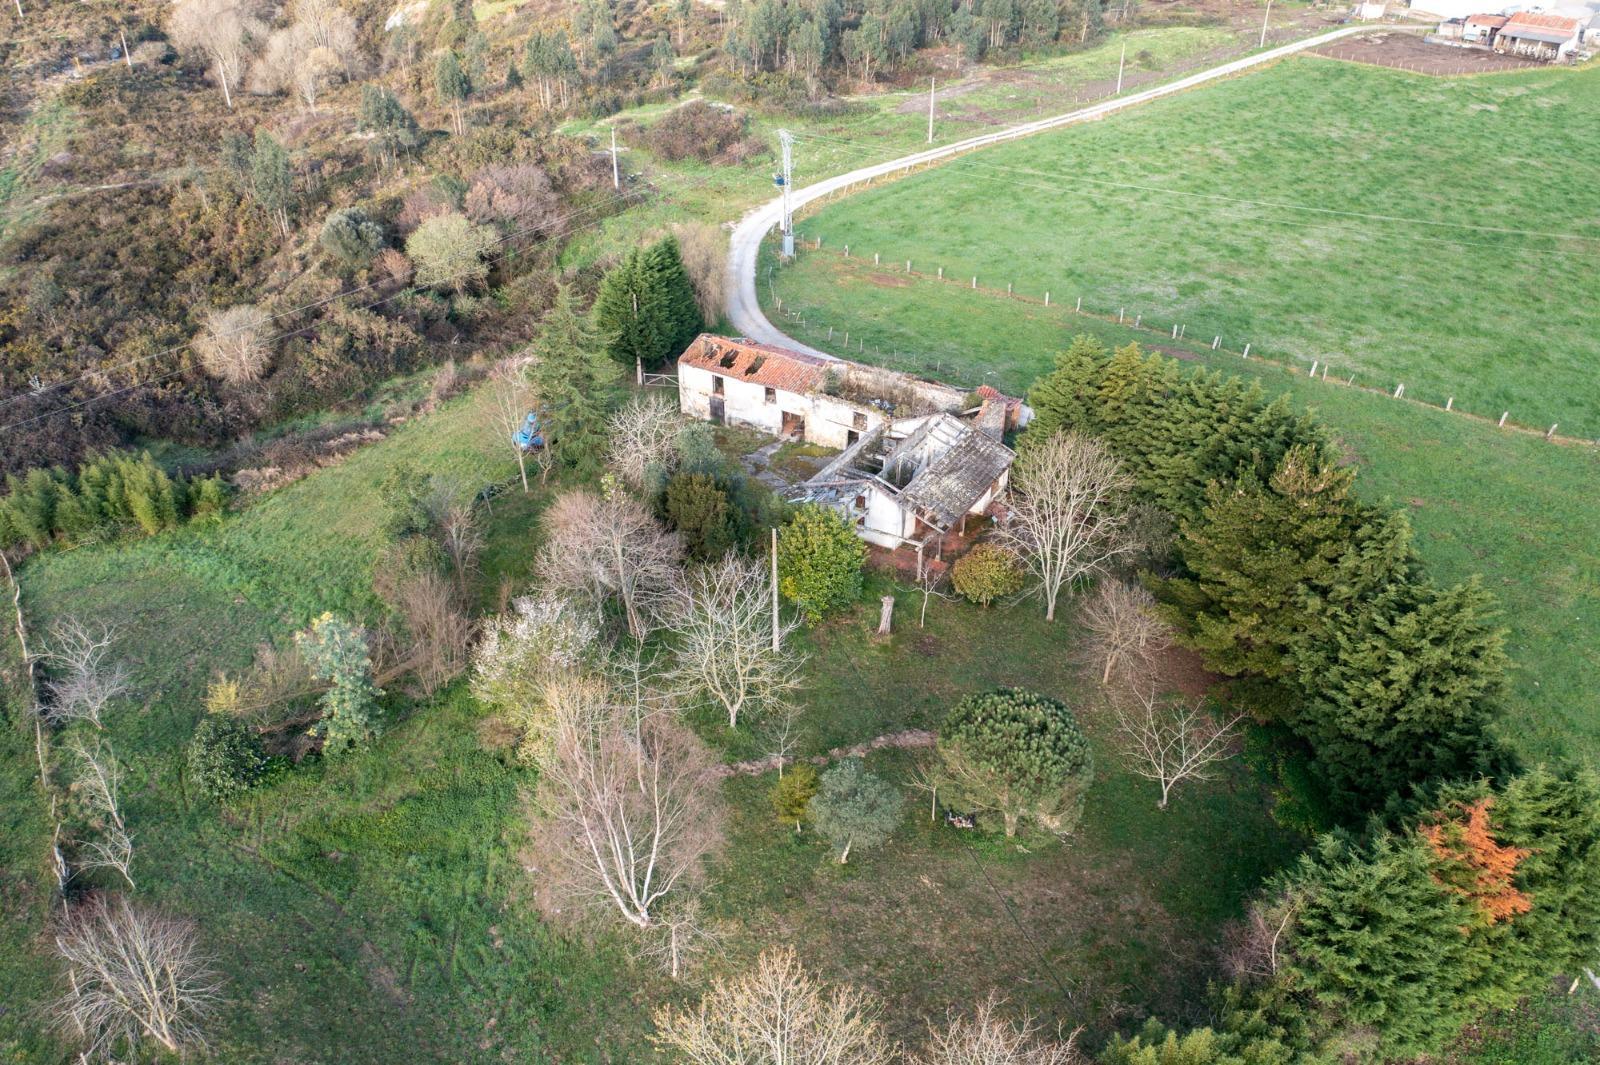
[723,25,1373,358]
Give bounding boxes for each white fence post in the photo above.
[1243,343,1251,357]
[1499,411,1509,427]
[1212,336,1220,349]
[1044,292,1050,306]
[1394,383,1404,399]
[1445,396,1453,411]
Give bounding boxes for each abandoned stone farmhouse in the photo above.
[677,334,1028,558]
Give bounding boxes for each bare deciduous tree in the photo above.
[998,432,1136,622]
[472,594,599,764]
[633,896,722,981]
[1221,889,1300,985]
[42,618,130,730]
[531,710,723,929]
[1078,579,1172,686]
[605,395,683,490]
[666,555,803,729]
[915,565,955,629]
[387,569,473,695]
[670,221,727,326]
[1112,690,1244,809]
[53,897,220,1060]
[652,946,895,1064]
[484,359,537,493]
[194,305,273,387]
[538,489,683,640]
[917,992,1084,1065]
[68,738,135,889]
[169,0,266,109]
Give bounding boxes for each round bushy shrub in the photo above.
[939,687,1094,837]
[809,758,901,863]
[777,505,865,623]
[950,543,1024,607]
[187,716,267,803]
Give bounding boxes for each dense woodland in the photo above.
[4,1,1599,1063]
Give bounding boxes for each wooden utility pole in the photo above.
[120,29,132,69]
[1116,41,1126,94]
[770,528,780,652]
[610,127,620,189]
[1259,0,1273,48]
[926,77,935,143]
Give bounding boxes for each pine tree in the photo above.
[1280,831,1483,1057]
[526,285,622,476]
[250,129,294,238]
[358,86,420,169]
[435,51,471,135]
[1024,334,1108,442]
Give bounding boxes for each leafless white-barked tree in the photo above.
[1078,578,1172,686]
[484,359,540,493]
[998,432,1137,622]
[42,618,131,730]
[53,896,220,1060]
[538,489,683,640]
[532,708,723,930]
[168,0,267,110]
[917,992,1084,1065]
[652,946,895,1065]
[1112,690,1244,809]
[605,395,684,491]
[667,555,804,729]
[68,738,135,889]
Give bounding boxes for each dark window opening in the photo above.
[712,376,724,396]
[764,387,776,404]
[852,412,868,430]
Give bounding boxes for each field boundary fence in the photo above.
[772,236,1595,449]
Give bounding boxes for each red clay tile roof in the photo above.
[1501,12,1579,37]
[678,335,832,394]
[975,384,1022,409]
[1465,14,1508,26]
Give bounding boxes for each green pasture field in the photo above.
[763,247,1600,765]
[557,25,1252,271]
[773,56,1600,437]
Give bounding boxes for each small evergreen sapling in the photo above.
[810,758,901,864]
[772,762,820,833]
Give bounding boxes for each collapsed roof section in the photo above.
[799,412,1015,533]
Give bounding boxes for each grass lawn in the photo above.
[2,370,1298,1058]
[775,56,1600,438]
[764,248,1600,764]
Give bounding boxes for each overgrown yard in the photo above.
[763,252,1600,765]
[2,379,1296,1059]
[777,56,1600,437]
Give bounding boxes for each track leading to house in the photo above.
[724,25,1372,357]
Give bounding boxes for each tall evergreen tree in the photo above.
[526,285,622,476]
[250,129,294,238]
[434,51,471,135]
[593,236,703,371]
[358,86,420,169]
[1159,445,1362,681]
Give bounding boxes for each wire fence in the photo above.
[771,236,1594,448]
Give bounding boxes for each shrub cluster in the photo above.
[186,716,268,803]
[639,101,762,164]
[0,451,227,551]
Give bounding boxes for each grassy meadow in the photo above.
[775,56,1600,438]
[1,371,1300,1059]
[764,248,1600,765]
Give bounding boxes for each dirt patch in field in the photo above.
[1312,32,1544,75]
[860,271,912,288]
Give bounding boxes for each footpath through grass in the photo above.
[779,56,1600,437]
[765,249,1600,766]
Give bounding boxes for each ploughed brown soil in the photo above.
[1312,30,1546,75]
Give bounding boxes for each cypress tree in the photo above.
[593,236,703,371]
[1159,445,1361,681]
[1289,575,1508,811]
[1023,333,1108,442]
[526,285,622,476]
